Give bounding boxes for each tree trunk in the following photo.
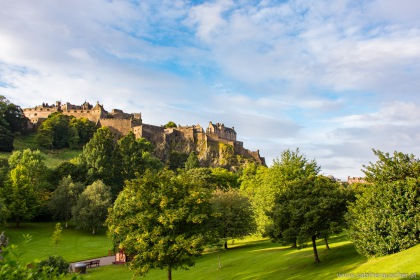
[311,235,320,263]
[224,240,228,250]
[167,266,172,280]
[65,221,68,228]
[92,228,95,235]
[218,253,222,269]
[16,217,20,228]
[324,237,330,250]
[291,239,297,248]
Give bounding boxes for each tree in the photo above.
[72,180,111,234]
[78,127,122,196]
[167,151,189,171]
[164,121,177,128]
[0,125,14,152]
[49,176,85,228]
[184,152,200,170]
[0,96,28,134]
[268,176,348,263]
[347,150,420,257]
[69,117,97,145]
[51,223,63,254]
[0,96,28,152]
[210,168,240,189]
[0,196,9,226]
[36,112,73,149]
[107,169,212,280]
[117,131,160,180]
[209,188,256,250]
[5,149,51,223]
[240,149,319,235]
[4,165,39,227]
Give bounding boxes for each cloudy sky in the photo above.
[1,0,420,180]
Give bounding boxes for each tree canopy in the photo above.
[72,180,111,234]
[107,169,212,280]
[268,175,348,262]
[347,150,420,257]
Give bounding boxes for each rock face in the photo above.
[23,101,266,169]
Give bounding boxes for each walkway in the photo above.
[70,255,116,270]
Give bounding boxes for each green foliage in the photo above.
[69,117,97,145]
[167,151,189,171]
[107,169,212,279]
[0,96,28,152]
[0,235,70,280]
[209,188,256,249]
[364,149,420,183]
[72,180,112,234]
[0,196,9,226]
[78,127,122,196]
[4,165,39,227]
[210,168,240,189]
[49,176,85,228]
[348,150,420,257]
[38,255,70,276]
[164,121,177,128]
[185,152,200,170]
[240,149,320,236]
[117,132,161,180]
[0,124,14,152]
[36,112,97,149]
[51,223,63,254]
[268,176,348,262]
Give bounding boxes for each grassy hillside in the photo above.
[0,133,82,168]
[2,223,419,280]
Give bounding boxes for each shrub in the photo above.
[38,255,70,275]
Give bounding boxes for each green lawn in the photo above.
[2,223,419,280]
[1,222,112,264]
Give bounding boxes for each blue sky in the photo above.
[1,0,420,180]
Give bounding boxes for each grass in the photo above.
[2,223,419,279]
[0,222,112,264]
[0,133,82,168]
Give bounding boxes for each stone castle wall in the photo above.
[23,101,265,166]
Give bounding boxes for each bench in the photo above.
[83,260,100,268]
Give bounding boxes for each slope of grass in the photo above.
[0,133,82,168]
[1,222,112,263]
[69,235,368,280]
[3,223,419,280]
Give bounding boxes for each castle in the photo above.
[23,101,266,166]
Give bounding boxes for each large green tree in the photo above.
[72,180,111,234]
[1,149,50,226]
[209,188,256,249]
[78,127,122,196]
[0,96,28,151]
[4,165,39,227]
[240,149,319,235]
[268,175,348,263]
[36,112,74,149]
[107,169,212,280]
[117,131,161,180]
[347,150,420,257]
[49,176,85,228]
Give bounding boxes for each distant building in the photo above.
[347,176,365,184]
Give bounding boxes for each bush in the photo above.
[38,255,70,275]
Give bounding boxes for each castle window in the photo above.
[74,110,77,113]
[81,111,84,113]
[87,111,90,113]
[47,109,50,111]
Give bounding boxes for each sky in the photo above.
[1,0,420,180]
